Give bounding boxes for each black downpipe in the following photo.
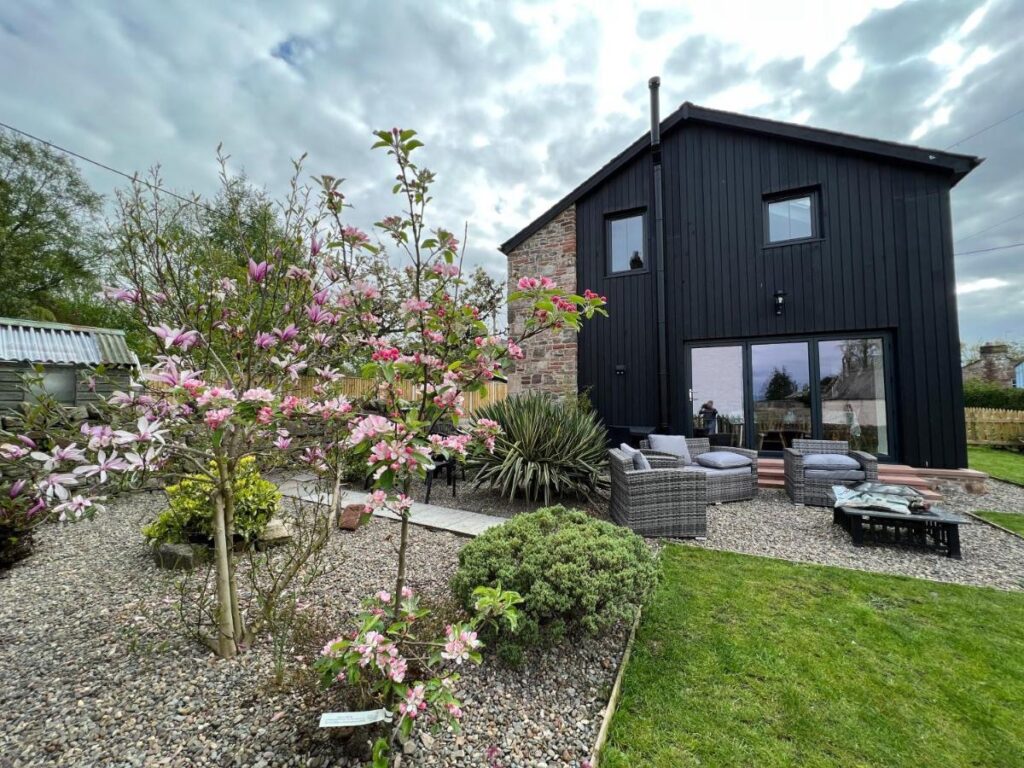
[649,77,670,432]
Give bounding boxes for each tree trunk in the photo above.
[218,458,245,645]
[212,489,238,659]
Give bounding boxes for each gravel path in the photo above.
[407,471,606,520]
[0,492,622,767]
[689,485,1024,591]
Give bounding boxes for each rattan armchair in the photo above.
[639,438,759,503]
[608,449,707,537]
[784,438,879,506]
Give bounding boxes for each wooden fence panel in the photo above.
[289,377,507,414]
[964,407,1024,446]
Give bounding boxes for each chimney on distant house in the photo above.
[963,342,1018,388]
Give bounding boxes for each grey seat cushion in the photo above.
[805,469,866,481]
[633,451,652,471]
[683,465,751,478]
[648,434,691,464]
[696,451,752,469]
[619,443,639,458]
[802,452,860,470]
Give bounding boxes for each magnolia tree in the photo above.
[6,131,606,755]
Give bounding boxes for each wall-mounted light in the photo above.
[774,289,787,316]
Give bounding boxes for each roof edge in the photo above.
[500,101,982,255]
[0,316,128,336]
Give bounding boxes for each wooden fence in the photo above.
[289,376,507,413]
[964,407,1024,446]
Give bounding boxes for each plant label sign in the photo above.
[319,709,393,728]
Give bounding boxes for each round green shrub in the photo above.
[142,456,280,545]
[451,506,656,660]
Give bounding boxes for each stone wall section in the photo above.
[505,206,578,398]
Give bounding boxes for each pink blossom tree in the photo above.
[27,129,605,665]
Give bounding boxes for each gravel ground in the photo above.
[0,492,622,768]
[688,484,1024,591]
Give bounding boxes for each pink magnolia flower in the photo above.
[38,472,79,501]
[204,407,234,430]
[9,479,27,498]
[398,684,427,719]
[115,417,166,445]
[149,324,200,351]
[442,625,481,665]
[74,451,130,483]
[54,494,97,522]
[241,387,275,403]
[0,443,29,460]
[273,434,292,451]
[31,443,86,471]
[274,324,299,342]
[254,332,277,350]
[248,258,270,283]
[100,286,141,304]
[310,235,322,257]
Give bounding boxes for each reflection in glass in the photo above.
[767,195,813,242]
[609,215,645,273]
[690,346,745,447]
[819,338,889,455]
[752,342,811,451]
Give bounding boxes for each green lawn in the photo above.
[974,510,1024,536]
[603,546,1024,768]
[969,446,1024,486]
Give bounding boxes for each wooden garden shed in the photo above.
[0,317,138,414]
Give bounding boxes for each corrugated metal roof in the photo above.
[0,317,137,367]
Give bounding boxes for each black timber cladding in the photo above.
[568,112,977,469]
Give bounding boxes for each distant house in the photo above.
[501,83,981,470]
[962,343,1022,389]
[0,317,137,414]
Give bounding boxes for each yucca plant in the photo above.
[470,392,609,505]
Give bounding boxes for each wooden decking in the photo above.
[757,459,988,502]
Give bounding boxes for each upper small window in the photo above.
[608,213,645,274]
[765,193,816,244]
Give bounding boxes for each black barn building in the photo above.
[501,82,981,470]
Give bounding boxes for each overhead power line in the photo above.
[954,242,1024,256]
[944,106,1024,150]
[0,118,216,213]
[955,210,1024,244]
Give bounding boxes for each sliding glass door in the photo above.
[686,334,893,459]
[690,345,745,447]
[751,342,812,451]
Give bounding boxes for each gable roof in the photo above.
[0,317,138,367]
[500,101,983,254]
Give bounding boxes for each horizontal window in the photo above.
[765,192,817,244]
[607,212,646,274]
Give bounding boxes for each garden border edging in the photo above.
[589,604,643,767]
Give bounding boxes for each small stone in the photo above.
[259,517,293,547]
[420,731,435,750]
[403,739,416,755]
[337,503,367,531]
[152,542,196,570]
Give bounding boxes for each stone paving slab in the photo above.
[275,475,504,537]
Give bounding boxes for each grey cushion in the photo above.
[619,443,639,458]
[682,465,751,478]
[648,434,691,464]
[805,469,866,481]
[696,451,752,469]
[802,452,860,470]
[633,451,652,471]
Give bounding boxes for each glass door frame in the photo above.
[684,332,897,461]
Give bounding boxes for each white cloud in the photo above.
[957,277,1011,295]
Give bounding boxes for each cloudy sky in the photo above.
[1,0,1021,342]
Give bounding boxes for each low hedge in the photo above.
[963,380,1024,410]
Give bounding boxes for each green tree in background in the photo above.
[0,128,104,320]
